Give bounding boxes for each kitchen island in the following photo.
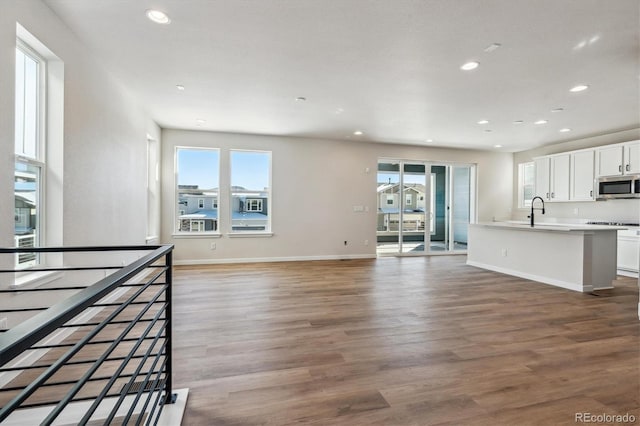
[467,222,626,292]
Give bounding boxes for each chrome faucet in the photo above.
[528,196,545,227]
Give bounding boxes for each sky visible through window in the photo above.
[231,151,269,191]
[177,149,270,191]
[177,149,219,189]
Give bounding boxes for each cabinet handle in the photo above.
[619,165,623,172]
[590,190,593,197]
[626,164,631,172]
[551,192,555,198]
[546,192,549,199]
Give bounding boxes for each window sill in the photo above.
[171,233,222,239]
[11,270,64,289]
[227,232,274,238]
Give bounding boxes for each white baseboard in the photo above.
[174,253,376,266]
[466,260,589,293]
[617,269,639,278]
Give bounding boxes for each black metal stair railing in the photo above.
[0,244,175,425]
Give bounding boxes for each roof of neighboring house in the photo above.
[379,208,425,214]
[15,193,36,207]
[178,209,268,221]
[179,209,218,220]
[232,211,268,221]
[377,183,426,194]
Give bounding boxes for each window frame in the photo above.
[173,146,221,237]
[229,149,272,236]
[14,39,46,269]
[518,161,535,209]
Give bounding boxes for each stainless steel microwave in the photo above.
[596,175,640,199]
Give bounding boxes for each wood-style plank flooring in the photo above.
[172,256,639,425]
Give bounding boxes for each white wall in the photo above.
[161,129,513,263]
[0,0,157,249]
[512,128,640,222]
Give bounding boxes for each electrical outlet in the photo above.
[501,248,508,257]
[210,243,216,250]
[364,239,369,246]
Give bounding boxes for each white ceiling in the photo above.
[43,0,640,151]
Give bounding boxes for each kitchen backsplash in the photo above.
[513,199,640,223]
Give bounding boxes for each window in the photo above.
[518,162,535,208]
[405,194,412,205]
[175,148,220,233]
[386,195,394,205]
[230,150,271,232]
[14,42,45,268]
[245,199,263,212]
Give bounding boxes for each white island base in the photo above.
[467,222,623,293]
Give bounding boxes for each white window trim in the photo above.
[15,38,47,269]
[230,149,272,233]
[198,198,204,209]
[518,161,535,209]
[174,146,220,235]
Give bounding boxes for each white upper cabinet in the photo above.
[534,157,551,201]
[625,141,640,174]
[570,150,595,201]
[532,140,637,204]
[596,141,639,176]
[550,154,570,201]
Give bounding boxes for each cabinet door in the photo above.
[534,157,550,201]
[570,150,595,201]
[624,142,640,174]
[596,145,624,177]
[617,234,640,272]
[550,154,570,201]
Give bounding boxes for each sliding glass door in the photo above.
[377,160,474,256]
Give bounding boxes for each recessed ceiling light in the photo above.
[460,61,479,71]
[477,120,489,125]
[513,120,524,124]
[146,9,171,24]
[176,85,185,91]
[484,43,502,53]
[570,84,589,92]
[195,119,206,126]
[335,108,344,114]
[426,139,433,143]
[494,144,503,148]
[484,129,492,133]
[295,96,306,102]
[551,107,564,112]
[559,128,572,132]
[353,130,363,136]
[534,120,548,125]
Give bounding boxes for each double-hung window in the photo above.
[518,162,535,208]
[14,41,45,268]
[175,147,220,234]
[230,150,271,233]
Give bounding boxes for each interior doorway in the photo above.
[376,159,475,256]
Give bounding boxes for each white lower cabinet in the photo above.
[618,229,639,275]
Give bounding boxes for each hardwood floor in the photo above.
[172,256,639,425]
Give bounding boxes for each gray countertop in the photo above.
[472,221,629,232]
